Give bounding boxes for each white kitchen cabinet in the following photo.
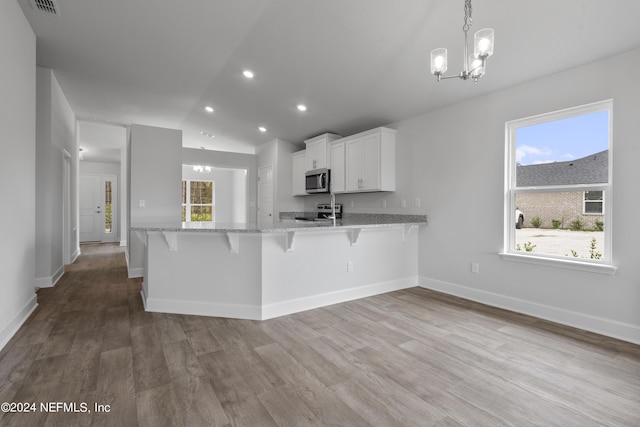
[330,140,346,193]
[304,133,341,171]
[292,150,307,196]
[345,127,396,192]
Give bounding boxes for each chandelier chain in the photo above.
[463,0,473,32]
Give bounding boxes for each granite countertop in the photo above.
[130,213,427,233]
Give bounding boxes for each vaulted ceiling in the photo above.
[19,0,640,156]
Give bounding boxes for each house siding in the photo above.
[516,192,604,230]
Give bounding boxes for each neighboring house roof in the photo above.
[516,150,608,186]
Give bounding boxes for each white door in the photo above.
[79,175,102,242]
[258,165,273,224]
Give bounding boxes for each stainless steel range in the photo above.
[294,203,342,222]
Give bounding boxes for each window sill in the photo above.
[499,252,617,275]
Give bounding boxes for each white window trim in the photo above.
[502,99,615,274]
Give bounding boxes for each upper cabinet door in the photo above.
[361,133,381,191]
[306,141,319,171]
[330,141,346,193]
[344,127,396,193]
[345,137,363,192]
[304,133,341,171]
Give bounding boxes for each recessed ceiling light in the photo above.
[297,104,307,112]
[243,70,254,79]
[205,106,214,113]
[258,127,267,132]
[200,131,215,138]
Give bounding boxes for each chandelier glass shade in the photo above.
[430,0,494,83]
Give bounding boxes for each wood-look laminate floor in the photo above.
[0,244,638,426]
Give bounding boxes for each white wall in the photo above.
[274,139,304,215]
[128,124,182,277]
[0,0,37,349]
[402,49,640,343]
[182,148,258,223]
[231,169,247,223]
[35,68,78,287]
[257,138,305,218]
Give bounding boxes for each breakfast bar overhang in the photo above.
[131,215,427,320]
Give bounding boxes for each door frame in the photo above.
[257,164,274,223]
[63,149,72,263]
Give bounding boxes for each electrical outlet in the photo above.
[347,261,354,272]
[415,198,421,208]
[471,262,480,274]
[139,200,145,208]
[401,199,407,208]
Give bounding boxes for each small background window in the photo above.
[182,180,214,222]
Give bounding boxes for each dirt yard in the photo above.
[515,228,605,259]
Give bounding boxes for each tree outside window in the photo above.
[182,180,214,221]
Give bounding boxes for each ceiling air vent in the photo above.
[29,0,61,16]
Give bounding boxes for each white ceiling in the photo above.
[78,121,126,163]
[19,0,640,157]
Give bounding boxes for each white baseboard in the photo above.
[70,247,81,264]
[419,276,640,345]
[34,265,65,288]
[140,288,148,310]
[0,294,38,351]
[261,276,417,320]
[119,239,127,247]
[139,277,417,321]
[128,268,144,278]
[125,251,144,278]
[143,294,262,320]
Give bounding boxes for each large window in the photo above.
[503,100,614,273]
[182,180,214,222]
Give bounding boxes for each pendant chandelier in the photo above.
[430,0,494,83]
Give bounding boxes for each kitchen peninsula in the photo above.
[131,213,426,320]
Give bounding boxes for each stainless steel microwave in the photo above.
[305,168,330,194]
